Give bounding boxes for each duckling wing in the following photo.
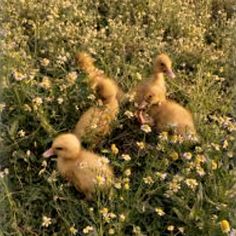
[74,152,114,190]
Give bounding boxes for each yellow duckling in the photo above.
[133,53,175,106]
[43,133,114,200]
[138,86,197,140]
[74,52,121,143]
[73,75,119,143]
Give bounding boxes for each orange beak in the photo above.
[166,69,176,79]
[139,100,148,110]
[138,110,146,124]
[42,148,55,158]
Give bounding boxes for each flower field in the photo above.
[0,0,236,235]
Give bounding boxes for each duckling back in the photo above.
[148,100,197,139]
[74,99,119,143]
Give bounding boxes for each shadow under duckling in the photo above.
[132,53,175,106]
[75,52,124,102]
[138,86,198,141]
[43,133,114,200]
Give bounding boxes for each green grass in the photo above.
[1,0,236,235]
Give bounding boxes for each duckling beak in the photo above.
[166,69,176,79]
[139,101,148,110]
[42,148,55,158]
[137,110,146,124]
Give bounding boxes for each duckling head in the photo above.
[96,79,118,104]
[154,53,175,78]
[43,133,81,160]
[75,52,95,72]
[139,86,166,109]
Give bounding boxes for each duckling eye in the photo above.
[55,147,63,151]
[160,62,165,67]
[146,94,152,101]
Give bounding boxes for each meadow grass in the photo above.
[0,0,236,235]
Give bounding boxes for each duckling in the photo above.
[73,96,119,143]
[133,53,175,106]
[138,86,197,140]
[75,52,124,102]
[43,133,114,200]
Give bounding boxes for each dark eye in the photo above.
[160,62,165,67]
[55,147,63,151]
